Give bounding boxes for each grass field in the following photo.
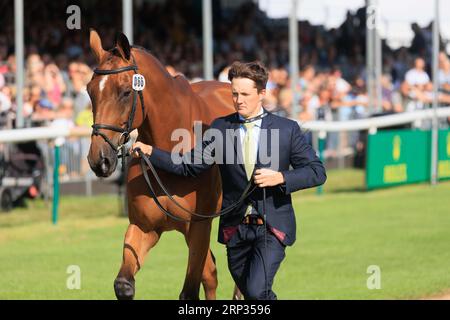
[0,169,449,300]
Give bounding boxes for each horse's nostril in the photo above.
[100,157,110,174]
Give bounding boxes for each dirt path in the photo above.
[421,289,450,300]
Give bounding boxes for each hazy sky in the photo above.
[258,0,449,48]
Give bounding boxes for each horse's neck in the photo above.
[135,50,197,151]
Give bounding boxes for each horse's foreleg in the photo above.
[180,219,212,300]
[201,249,218,300]
[114,223,160,300]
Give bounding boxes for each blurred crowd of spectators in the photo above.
[1,0,450,163]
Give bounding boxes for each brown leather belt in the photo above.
[242,215,264,225]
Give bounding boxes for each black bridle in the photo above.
[91,55,145,165]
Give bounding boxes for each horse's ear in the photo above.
[90,28,106,63]
[115,32,131,61]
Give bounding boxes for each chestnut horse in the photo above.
[87,29,237,300]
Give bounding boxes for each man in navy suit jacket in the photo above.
[132,61,326,300]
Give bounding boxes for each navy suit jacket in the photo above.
[148,110,327,246]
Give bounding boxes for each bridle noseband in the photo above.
[91,55,145,163]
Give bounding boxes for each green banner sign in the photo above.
[438,130,450,180]
[366,129,450,189]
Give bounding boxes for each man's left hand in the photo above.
[254,168,285,187]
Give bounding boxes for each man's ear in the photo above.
[89,28,106,63]
[259,88,267,99]
[115,32,131,61]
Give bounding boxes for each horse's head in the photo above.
[87,29,144,177]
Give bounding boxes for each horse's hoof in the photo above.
[114,277,135,300]
[179,292,200,300]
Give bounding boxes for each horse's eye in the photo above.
[121,90,132,99]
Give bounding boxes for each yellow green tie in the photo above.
[243,122,256,216]
[243,122,256,180]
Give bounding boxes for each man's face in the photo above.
[231,77,266,118]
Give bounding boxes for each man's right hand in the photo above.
[131,142,153,158]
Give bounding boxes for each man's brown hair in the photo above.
[228,61,269,92]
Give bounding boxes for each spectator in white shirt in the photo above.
[438,52,450,93]
[403,57,433,111]
[405,57,430,88]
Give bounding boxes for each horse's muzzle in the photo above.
[88,147,118,178]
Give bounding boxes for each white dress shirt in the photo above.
[238,107,264,163]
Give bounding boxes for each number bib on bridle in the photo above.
[132,74,145,91]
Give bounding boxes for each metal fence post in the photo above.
[317,130,326,195]
[52,141,61,225]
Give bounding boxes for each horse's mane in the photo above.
[107,45,151,56]
[104,45,185,82]
[131,45,152,55]
[132,45,176,79]
[106,45,162,70]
